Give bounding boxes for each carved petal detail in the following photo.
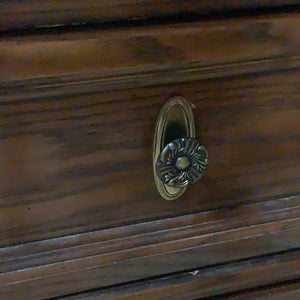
[156,138,208,188]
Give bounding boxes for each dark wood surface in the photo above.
[220,280,300,299]
[63,250,300,300]
[1,69,299,246]
[1,12,299,299]
[1,14,300,81]
[0,0,298,31]
[1,14,299,247]
[0,196,299,298]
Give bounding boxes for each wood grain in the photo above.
[1,15,300,248]
[0,14,299,298]
[0,1,298,31]
[1,68,299,246]
[63,251,300,300]
[221,280,300,299]
[0,196,299,299]
[0,14,300,81]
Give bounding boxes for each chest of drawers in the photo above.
[0,2,300,299]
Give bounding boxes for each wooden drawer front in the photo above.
[1,69,300,247]
[1,14,299,246]
[0,13,300,298]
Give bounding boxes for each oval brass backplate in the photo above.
[153,96,195,200]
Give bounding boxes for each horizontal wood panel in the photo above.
[1,11,299,300]
[0,16,299,298]
[221,280,300,300]
[63,251,300,300]
[0,14,300,81]
[1,195,299,271]
[0,1,298,31]
[1,68,299,246]
[0,196,299,299]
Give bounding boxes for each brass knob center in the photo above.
[176,156,190,170]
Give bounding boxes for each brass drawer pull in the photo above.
[153,96,208,200]
[156,138,208,188]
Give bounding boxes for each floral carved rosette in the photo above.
[156,138,208,188]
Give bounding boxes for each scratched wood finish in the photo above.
[64,251,300,300]
[0,196,299,299]
[0,0,298,30]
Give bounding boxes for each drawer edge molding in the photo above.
[63,250,300,300]
[1,14,300,88]
[0,194,299,299]
[0,1,299,31]
[1,56,300,102]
